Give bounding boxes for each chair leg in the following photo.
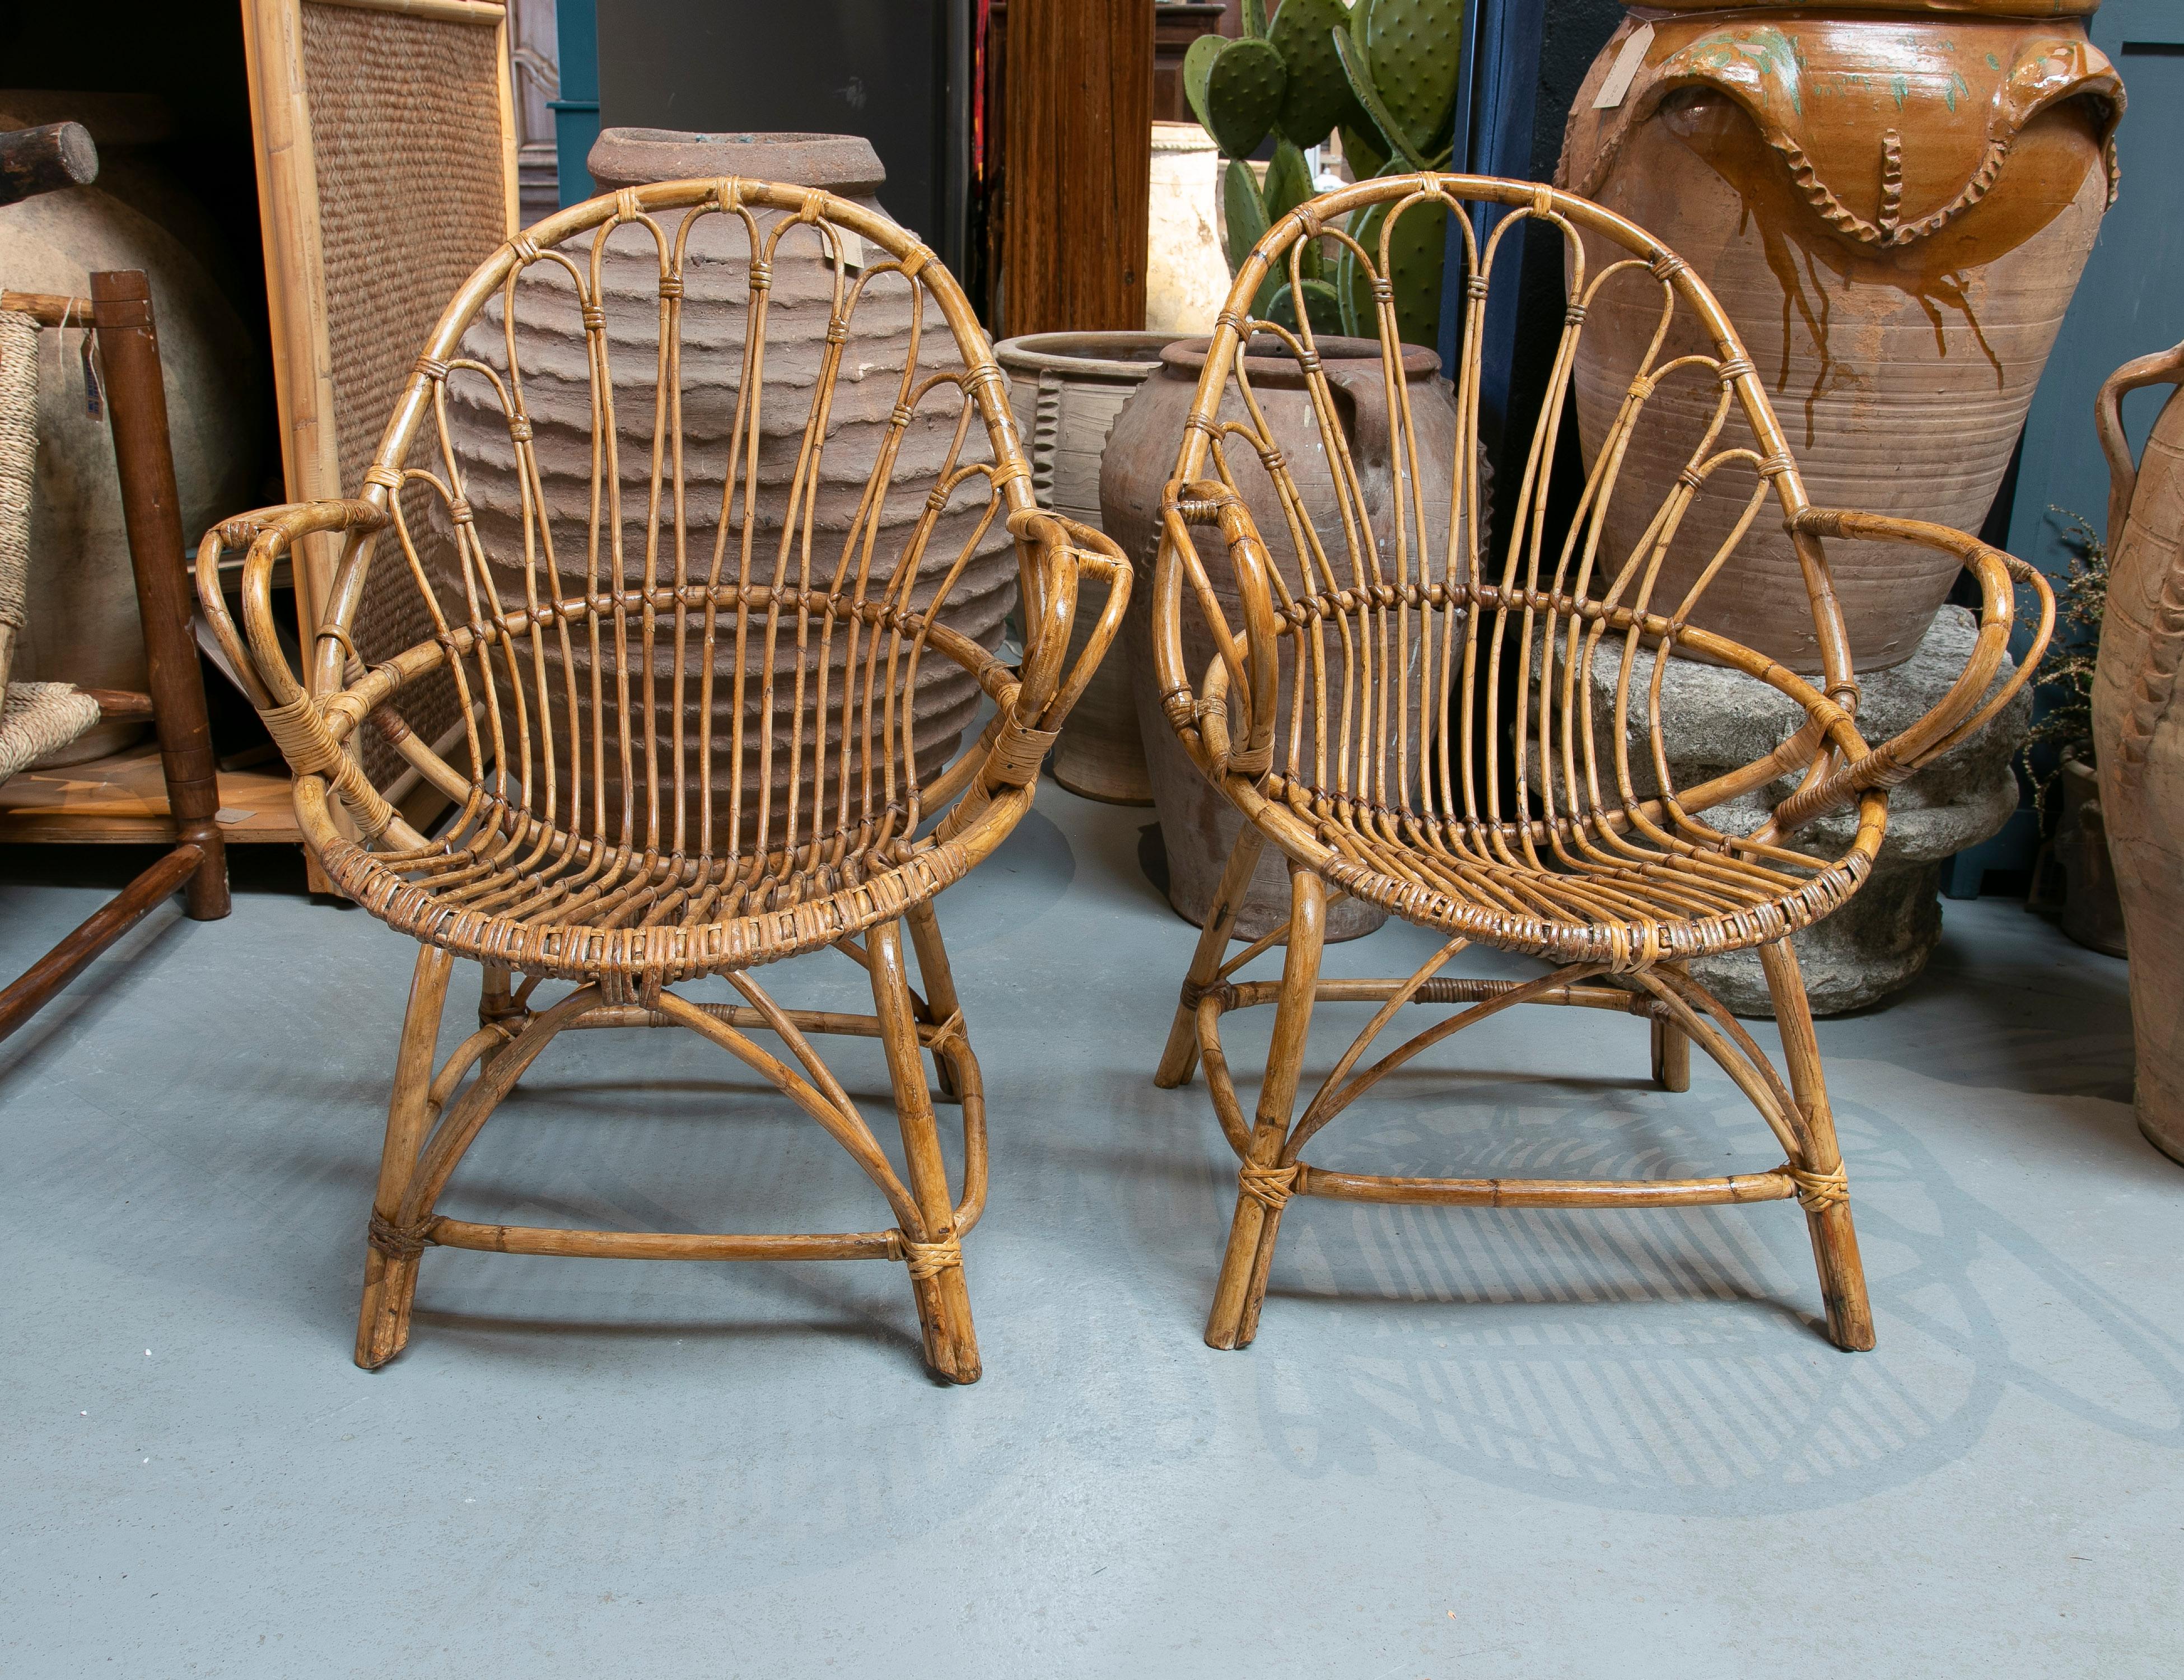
[869,920,981,1384]
[477,964,522,1072]
[1156,825,1265,1089]
[1650,1014,1691,1091]
[1206,862,1325,1351]
[356,947,454,1370]
[905,900,962,1104]
[1758,939,1875,1352]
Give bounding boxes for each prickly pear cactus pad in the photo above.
[1268,0,1357,147]
[1360,0,1464,162]
[1182,31,1225,136]
[1205,36,1289,160]
[1222,156,1272,276]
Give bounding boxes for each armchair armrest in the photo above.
[927,509,1134,839]
[1152,478,1280,782]
[194,498,402,841]
[1763,508,2055,836]
[1014,510,1132,730]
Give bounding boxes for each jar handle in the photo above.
[2097,341,2184,544]
[1322,358,1394,480]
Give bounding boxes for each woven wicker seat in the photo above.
[198,180,1126,1381]
[1150,176,2053,1354]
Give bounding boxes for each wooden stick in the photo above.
[1651,1016,1691,1093]
[355,946,453,1368]
[1205,865,1323,1351]
[93,270,230,921]
[0,844,202,1044]
[0,123,96,208]
[1155,825,1264,1089]
[1760,939,1874,1351]
[1298,1166,1797,1208]
[869,921,981,1384]
[0,291,94,329]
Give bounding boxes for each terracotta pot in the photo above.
[1146,122,1229,337]
[0,136,262,764]
[2093,339,2184,1165]
[1101,336,1460,943]
[995,331,1173,803]
[2048,750,2127,959]
[1559,3,2122,674]
[442,130,1016,842]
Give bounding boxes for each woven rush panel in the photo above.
[300,2,509,787]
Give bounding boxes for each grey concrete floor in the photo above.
[2,790,2179,1678]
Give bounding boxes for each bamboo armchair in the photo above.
[196,179,1127,1383]
[1150,177,2053,1353]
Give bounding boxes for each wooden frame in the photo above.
[1148,175,2057,1353]
[995,0,1152,337]
[0,273,232,1042]
[241,0,519,626]
[197,179,1127,1382]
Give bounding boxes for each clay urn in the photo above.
[1101,336,1462,943]
[0,102,262,763]
[2093,337,2184,1165]
[1559,0,2123,674]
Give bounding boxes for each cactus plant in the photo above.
[1183,0,1464,348]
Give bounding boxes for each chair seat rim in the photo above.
[1224,779,1879,970]
[313,825,981,983]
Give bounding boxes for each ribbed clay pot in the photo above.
[1559,1,2122,674]
[995,331,1174,803]
[442,130,1016,843]
[1101,337,1460,944]
[2093,339,2184,1165]
[0,129,262,763]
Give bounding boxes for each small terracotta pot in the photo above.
[995,332,1175,803]
[1559,3,2122,673]
[2048,752,2127,958]
[2093,339,2184,1165]
[1101,335,1459,943]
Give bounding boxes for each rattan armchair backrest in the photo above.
[1152,175,1860,864]
[305,178,1042,880]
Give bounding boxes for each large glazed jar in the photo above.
[2092,339,2184,1166]
[995,331,1173,803]
[442,130,1017,833]
[1100,337,1460,943]
[1559,1,2122,674]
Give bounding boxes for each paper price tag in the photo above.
[1593,22,1656,111]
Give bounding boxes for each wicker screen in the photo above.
[299,1,511,787]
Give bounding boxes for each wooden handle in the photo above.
[0,122,97,208]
